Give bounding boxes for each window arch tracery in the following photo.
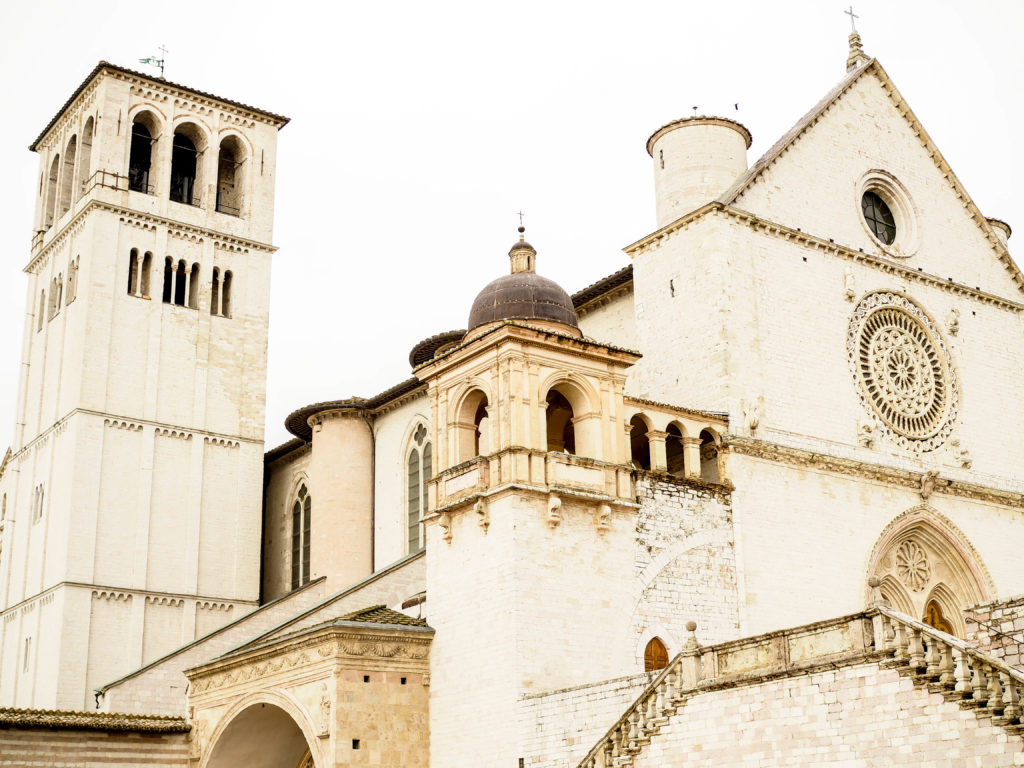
[406,423,431,554]
[290,483,312,590]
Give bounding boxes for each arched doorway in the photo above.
[204,701,318,768]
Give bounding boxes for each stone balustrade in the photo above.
[576,608,1024,768]
[433,448,633,512]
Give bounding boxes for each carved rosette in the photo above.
[895,540,930,591]
[848,292,959,452]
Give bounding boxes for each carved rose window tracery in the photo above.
[848,292,958,452]
[895,540,930,591]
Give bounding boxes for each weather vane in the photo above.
[844,5,859,32]
[139,45,168,77]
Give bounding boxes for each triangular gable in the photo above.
[719,58,1024,298]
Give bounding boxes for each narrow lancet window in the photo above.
[162,257,173,303]
[290,484,312,590]
[59,136,77,217]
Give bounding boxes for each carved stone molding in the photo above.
[727,436,1024,509]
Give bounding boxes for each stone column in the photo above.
[647,431,668,472]
[683,437,702,480]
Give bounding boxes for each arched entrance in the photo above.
[204,700,319,768]
[866,506,993,637]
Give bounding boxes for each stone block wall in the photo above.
[633,661,1024,767]
[0,726,188,767]
[632,474,738,655]
[519,673,652,768]
[966,594,1024,670]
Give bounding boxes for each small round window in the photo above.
[856,171,919,258]
[862,191,896,245]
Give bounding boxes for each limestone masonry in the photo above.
[1,33,1024,767]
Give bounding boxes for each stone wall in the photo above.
[966,594,1024,670]
[519,673,652,768]
[0,726,187,767]
[632,474,738,655]
[634,661,1024,767]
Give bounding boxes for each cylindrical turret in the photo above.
[308,406,374,592]
[647,116,752,228]
[987,217,1012,247]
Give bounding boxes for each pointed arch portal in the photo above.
[867,506,992,637]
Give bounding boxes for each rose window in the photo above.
[848,292,958,451]
[895,540,930,592]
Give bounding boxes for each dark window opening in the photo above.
[170,133,199,205]
[862,191,896,245]
[222,270,233,317]
[629,415,651,470]
[546,390,575,454]
[666,424,685,477]
[162,257,173,303]
[174,259,187,306]
[129,122,153,193]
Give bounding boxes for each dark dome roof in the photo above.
[468,272,579,332]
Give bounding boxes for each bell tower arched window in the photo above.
[290,484,311,590]
[407,424,431,554]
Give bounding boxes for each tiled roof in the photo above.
[30,60,289,151]
[0,707,189,732]
[337,605,428,627]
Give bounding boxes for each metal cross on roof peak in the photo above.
[844,5,859,32]
[517,211,525,227]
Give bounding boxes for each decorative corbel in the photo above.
[547,493,562,528]
[595,503,611,534]
[439,512,452,543]
[474,498,489,532]
[856,417,875,448]
[919,470,939,501]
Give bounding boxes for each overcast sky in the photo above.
[0,0,1021,451]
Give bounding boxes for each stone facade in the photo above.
[967,595,1024,670]
[5,35,1024,768]
[0,62,287,711]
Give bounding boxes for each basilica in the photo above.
[0,30,1023,767]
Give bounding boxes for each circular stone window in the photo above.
[847,292,958,452]
[857,171,919,257]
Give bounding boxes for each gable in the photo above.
[726,61,1023,301]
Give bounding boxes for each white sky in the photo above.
[0,0,1021,451]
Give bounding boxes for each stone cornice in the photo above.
[417,321,641,380]
[0,707,188,732]
[624,395,728,424]
[12,408,262,466]
[626,204,1024,312]
[27,199,276,274]
[186,624,431,695]
[727,436,1024,509]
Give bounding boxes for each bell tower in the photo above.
[0,62,287,710]
[419,230,641,767]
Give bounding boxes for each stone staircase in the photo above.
[575,607,1024,768]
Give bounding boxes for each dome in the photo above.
[467,228,580,333]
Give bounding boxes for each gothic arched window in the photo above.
[290,484,312,590]
[407,424,431,555]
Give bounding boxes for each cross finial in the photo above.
[844,5,859,32]
[517,210,525,228]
